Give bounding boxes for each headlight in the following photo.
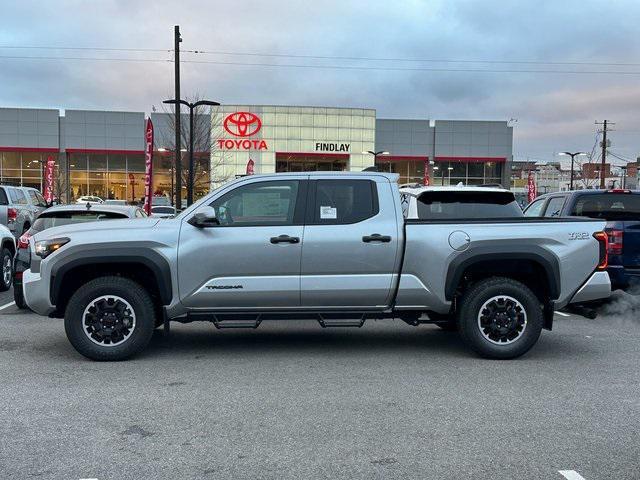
[34,238,70,259]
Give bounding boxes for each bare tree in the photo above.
[158,94,232,200]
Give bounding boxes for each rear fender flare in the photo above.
[445,244,561,301]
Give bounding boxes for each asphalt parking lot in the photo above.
[1,288,639,480]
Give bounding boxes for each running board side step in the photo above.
[317,313,366,328]
[212,314,262,329]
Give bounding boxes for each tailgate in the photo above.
[609,220,640,267]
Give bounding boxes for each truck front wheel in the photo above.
[64,276,156,361]
[457,277,543,359]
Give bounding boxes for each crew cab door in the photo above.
[178,177,307,309]
[300,177,400,308]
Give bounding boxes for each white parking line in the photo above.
[0,301,15,311]
[559,470,586,480]
[555,311,571,317]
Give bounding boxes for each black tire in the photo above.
[64,276,156,361]
[13,280,27,309]
[0,247,12,292]
[429,312,457,331]
[457,277,543,359]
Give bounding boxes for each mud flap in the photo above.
[543,301,554,331]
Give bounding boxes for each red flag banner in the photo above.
[43,155,56,204]
[246,158,255,175]
[143,118,154,215]
[527,170,537,203]
[423,159,430,186]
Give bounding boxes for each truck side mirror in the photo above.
[187,207,219,228]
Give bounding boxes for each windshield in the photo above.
[152,206,176,214]
[416,191,523,219]
[31,211,128,233]
[571,193,640,220]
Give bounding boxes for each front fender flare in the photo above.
[48,245,173,306]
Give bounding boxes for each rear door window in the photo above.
[524,198,545,217]
[312,180,378,224]
[27,190,39,205]
[572,194,640,220]
[35,191,47,206]
[9,188,28,205]
[415,191,522,220]
[0,188,8,206]
[543,197,566,217]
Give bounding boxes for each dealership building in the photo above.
[0,105,513,202]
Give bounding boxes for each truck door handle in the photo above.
[270,235,300,244]
[362,234,392,243]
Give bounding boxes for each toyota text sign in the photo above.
[218,112,268,150]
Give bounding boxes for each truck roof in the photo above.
[399,185,512,196]
[236,171,400,182]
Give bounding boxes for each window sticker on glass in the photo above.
[320,206,337,219]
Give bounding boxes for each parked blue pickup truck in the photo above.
[524,189,640,289]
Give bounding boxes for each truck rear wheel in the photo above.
[457,277,543,359]
[64,276,156,361]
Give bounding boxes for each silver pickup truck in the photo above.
[23,172,611,361]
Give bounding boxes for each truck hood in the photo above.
[32,217,162,241]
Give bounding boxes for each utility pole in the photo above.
[596,119,614,189]
[173,25,182,210]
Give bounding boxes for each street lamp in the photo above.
[362,150,389,168]
[619,165,628,189]
[163,99,220,206]
[558,152,587,191]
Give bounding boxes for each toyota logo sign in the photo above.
[224,112,262,137]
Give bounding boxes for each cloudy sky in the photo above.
[2,0,639,165]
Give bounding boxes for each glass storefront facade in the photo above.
[375,157,427,184]
[432,160,503,186]
[0,151,56,190]
[275,153,348,172]
[0,150,210,204]
[67,151,209,203]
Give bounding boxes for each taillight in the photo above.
[7,208,17,224]
[593,231,608,270]
[17,232,31,249]
[607,229,623,255]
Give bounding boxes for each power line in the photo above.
[187,49,640,68]
[0,55,170,63]
[179,59,640,75]
[4,54,640,76]
[0,45,171,53]
[4,45,640,68]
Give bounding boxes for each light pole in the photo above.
[620,165,627,189]
[362,150,389,170]
[558,152,587,191]
[163,99,220,206]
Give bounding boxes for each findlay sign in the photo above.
[217,112,268,151]
[315,142,350,152]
